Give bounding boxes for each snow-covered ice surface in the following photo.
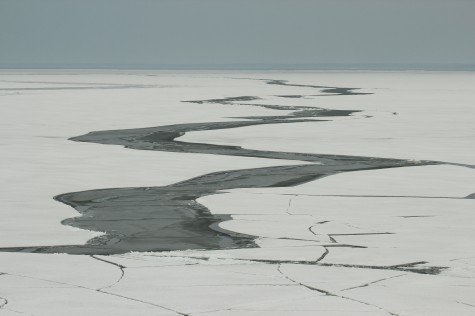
[0,70,474,315]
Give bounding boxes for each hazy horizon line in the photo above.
[2,63,475,71]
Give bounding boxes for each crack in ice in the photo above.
[340,274,407,291]
[1,271,188,316]
[90,255,126,291]
[285,195,297,215]
[276,264,399,316]
[457,301,475,308]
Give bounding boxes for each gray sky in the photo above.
[1,0,475,69]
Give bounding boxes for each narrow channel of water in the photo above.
[0,80,437,255]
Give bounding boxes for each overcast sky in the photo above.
[1,0,474,69]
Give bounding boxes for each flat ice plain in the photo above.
[0,70,474,315]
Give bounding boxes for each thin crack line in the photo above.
[276,264,329,295]
[450,256,475,262]
[277,236,329,242]
[97,290,189,315]
[317,262,445,274]
[266,236,365,248]
[258,243,365,249]
[328,232,393,244]
[3,307,36,316]
[340,274,407,291]
[90,255,125,291]
[0,273,8,310]
[309,222,357,245]
[330,232,394,237]
[325,244,367,249]
[308,223,336,244]
[456,301,475,308]
[174,284,297,288]
[388,261,427,268]
[150,255,445,275]
[285,195,297,215]
[1,272,187,316]
[127,263,200,269]
[308,225,318,236]
[316,247,330,263]
[276,265,399,316]
[245,192,464,200]
[188,307,232,316]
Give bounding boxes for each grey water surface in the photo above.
[0,80,438,255]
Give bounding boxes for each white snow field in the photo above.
[0,70,474,315]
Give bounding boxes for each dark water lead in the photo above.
[0,80,439,255]
[2,161,433,255]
